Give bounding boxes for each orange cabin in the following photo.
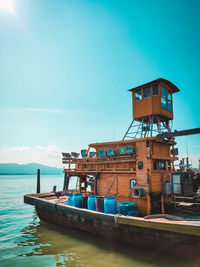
[129,78,180,122]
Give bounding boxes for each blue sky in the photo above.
[0,0,200,167]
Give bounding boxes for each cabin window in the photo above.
[138,161,143,169]
[152,85,159,95]
[143,87,151,98]
[167,101,172,112]
[161,86,166,97]
[166,89,172,111]
[161,97,167,109]
[153,160,167,170]
[167,89,172,101]
[161,86,172,112]
[135,89,142,101]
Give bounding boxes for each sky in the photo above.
[0,0,200,168]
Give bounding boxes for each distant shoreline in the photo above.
[0,163,63,176]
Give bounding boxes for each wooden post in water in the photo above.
[37,169,40,193]
[53,185,56,192]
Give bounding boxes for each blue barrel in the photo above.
[88,195,98,210]
[96,196,104,212]
[104,196,116,214]
[73,193,83,208]
[67,195,73,206]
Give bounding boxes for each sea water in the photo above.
[0,175,199,267]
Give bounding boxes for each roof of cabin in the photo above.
[128,78,180,93]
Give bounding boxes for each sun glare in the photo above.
[0,0,15,14]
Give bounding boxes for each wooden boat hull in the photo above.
[24,192,200,259]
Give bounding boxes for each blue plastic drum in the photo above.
[88,195,98,210]
[67,195,73,206]
[73,193,83,208]
[104,196,116,214]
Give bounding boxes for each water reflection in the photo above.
[16,210,200,267]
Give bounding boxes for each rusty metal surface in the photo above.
[24,193,200,258]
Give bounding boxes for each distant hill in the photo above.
[0,163,63,175]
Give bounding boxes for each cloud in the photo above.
[10,145,30,152]
[36,145,60,158]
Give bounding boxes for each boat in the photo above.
[24,78,200,258]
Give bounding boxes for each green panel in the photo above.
[98,150,106,157]
[118,148,125,155]
[124,146,134,154]
[107,148,115,156]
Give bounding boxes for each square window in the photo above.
[138,161,143,169]
[143,87,151,98]
[161,97,167,109]
[159,161,166,170]
[161,86,166,97]
[167,89,172,101]
[135,89,142,101]
[152,85,159,95]
[167,100,172,112]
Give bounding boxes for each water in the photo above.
[0,175,200,267]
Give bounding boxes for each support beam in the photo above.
[63,172,70,191]
[122,120,134,140]
[157,127,200,139]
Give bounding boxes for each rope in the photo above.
[114,214,120,227]
[105,175,118,196]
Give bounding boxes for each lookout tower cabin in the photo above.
[123,78,180,139]
[130,78,179,121]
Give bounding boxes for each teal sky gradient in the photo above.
[0,0,200,167]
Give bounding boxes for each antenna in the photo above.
[186,141,189,158]
[186,141,189,169]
